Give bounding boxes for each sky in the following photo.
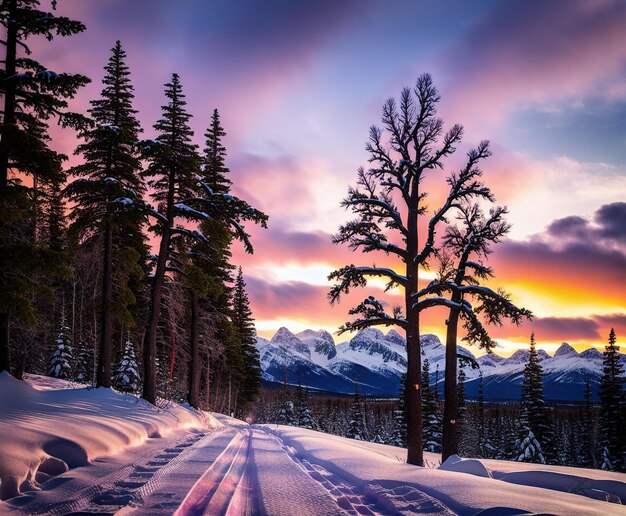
[33,0,626,355]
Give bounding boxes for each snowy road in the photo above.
[2,417,625,515]
[1,423,393,515]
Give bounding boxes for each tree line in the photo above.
[256,328,625,471]
[0,0,265,414]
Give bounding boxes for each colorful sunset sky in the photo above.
[42,0,626,355]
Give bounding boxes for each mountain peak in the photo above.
[554,342,578,358]
[421,334,443,348]
[271,327,310,357]
[272,326,295,340]
[297,329,335,345]
[355,327,385,340]
[385,329,406,347]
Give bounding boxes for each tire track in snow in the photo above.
[8,429,216,515]
[261,429,381,516]
[250,429,347,516]
[261,428,454,515]
[173,427,256,516]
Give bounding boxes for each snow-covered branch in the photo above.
[328,265,406,305]
[336,296,407,334]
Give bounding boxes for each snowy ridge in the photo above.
[257,328,625,400]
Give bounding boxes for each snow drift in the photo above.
[0,372,218,500]
[262,424,626,515]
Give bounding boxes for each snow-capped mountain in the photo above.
[256,326,476,396]
[256,328,625,401]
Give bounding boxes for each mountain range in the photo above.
[255,327,625,401]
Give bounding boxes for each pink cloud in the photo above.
[440,0,626,131]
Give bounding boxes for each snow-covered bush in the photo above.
[516,427,545,464]
[48,325,74,379]
[113,338,140,393]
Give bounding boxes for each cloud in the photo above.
[488,313,626,343]
[596,202,626,241]
[441,0,626,129]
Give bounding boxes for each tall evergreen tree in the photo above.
[140,73,200,404]
[421,358,442,452]
[390,373,408,446]
[579,379,595,468]
[598,328,625,471]
[231,267,261,409]
[0,0,89,374]
[140,76,267,404]
[477,372,486,457]
[295,383,316,430]
[518,333,551,463]
[185,110,266,409]
[347,389,368,441]
[66,41,145,388]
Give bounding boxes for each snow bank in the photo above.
[439,454,492,478]
[262,425,626,515]
[0,372,218,500]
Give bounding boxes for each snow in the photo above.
[439,454,492,478]
[263,425,626,515]
[1,377,624,514]
[36,70,59,80]
[100,123,121,132]
[174,202,210,219]
[112,196,133,205]
[0,372,218,501]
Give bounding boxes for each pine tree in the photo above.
[295,384,316,430]
[190,110,266,410]
[48,322,73,379]
[276,399,297,426]
[477,372,486,457]
[517,427,545,464]
[232,268,261,409]
[112,337,140,393]
[390,373,408,446]
[0,0,89,374]
[140,74,201,404]
[202,109,232,195]
[579,379,595,468]
[601,446,614,471]
[598,328,625,471]
[347,390,368,440]
[140,88,267,405]
[518,333,551,462]
[74,338,92,384]
[457,364,467,427]
[66,41,145,389]
[422,358,442,452]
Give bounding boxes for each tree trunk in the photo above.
[0,314,10,374]
[142,167,175,405]
[205,353,211,410]
[188,290,200,408]
[442,298,461,461]
[0,0,18,375]
[405,208,423,466]
[142,229,170,404]
[96,221,114,387]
